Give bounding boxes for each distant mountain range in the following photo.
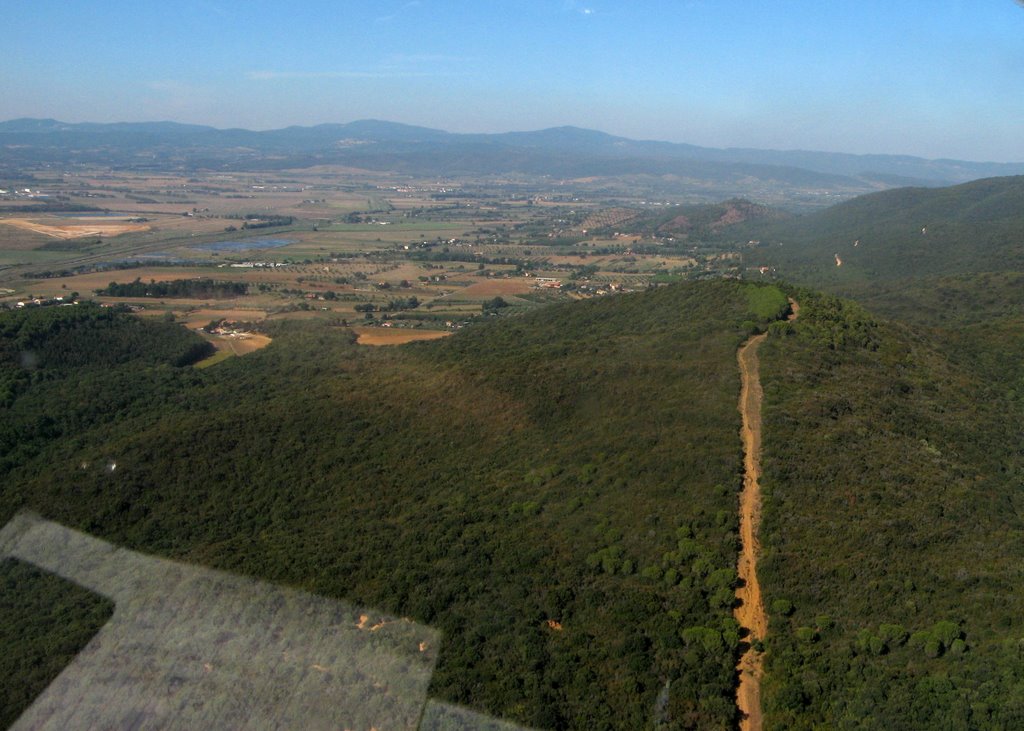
[3,117,1023,194]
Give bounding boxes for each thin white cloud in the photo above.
[247,68,470,81]
[248,70,388,80]
[562,1,596,16]
[375,0,422,24]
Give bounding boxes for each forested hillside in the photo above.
[0,304,213,472]
[741,175,1024,438]
[591,199,786,240]
[5,276,1021,729]
[1,305,214,725]
[744,175,1024,289]
[1,282,789,730]
[756,291,1024,729]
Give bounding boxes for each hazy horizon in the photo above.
[7,115,1024,168]
[5,1,1024,163]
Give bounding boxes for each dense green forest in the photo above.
[743,175,1024,288]
[0,306,212,724]
[0,303,212,406]
[95,278,248,298]
[0,281,789,730]
[756,290,1024,729]
[0,304,213,474]
[731,177,1024,728]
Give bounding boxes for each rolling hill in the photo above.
[745,175,1024,273]
[3,270,1024,729]
[1,283,788,729]
[732,170,1024,507]
[756,291,1024,729]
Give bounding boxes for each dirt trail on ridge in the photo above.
[734,299,798,731]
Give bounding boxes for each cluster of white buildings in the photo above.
[223,261,286,268]
[14,296,77,308]
[0,187,51,199]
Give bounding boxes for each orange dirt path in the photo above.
[735,331,768,731]
[734,299,799,731]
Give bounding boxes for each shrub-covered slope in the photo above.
[744,175,1024,290]
[757,291,1024,729]
[1,282,789,730]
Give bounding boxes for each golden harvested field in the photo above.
[1,218,150,239]
[215,333,273,354]
[542,254,625,265]
[0,222,57,249]
[184,309,267,329]
[373,262,436,281]
[460,279,533,297]
[353,327,452,346]
[28,268,223,296]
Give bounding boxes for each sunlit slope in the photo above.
[757,292,1024,730]
[1,282,789,730]
[746,175,1024,287]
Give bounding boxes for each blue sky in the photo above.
[4,0,1024,161]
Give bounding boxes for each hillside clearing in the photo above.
[353,328,452,346]
[1,218,150,239]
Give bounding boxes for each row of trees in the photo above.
[95,278,247,299]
